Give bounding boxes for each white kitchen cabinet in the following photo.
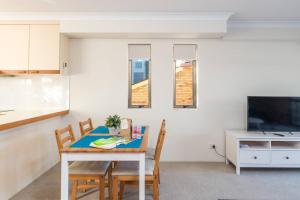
[0,24,68,75]
[0,25,29,74]
[29,25,60,74]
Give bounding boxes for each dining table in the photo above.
[61,125,149,200]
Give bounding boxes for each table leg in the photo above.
[61,154,69,200]
[139,153,145,200]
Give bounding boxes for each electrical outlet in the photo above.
[209,144,216,149]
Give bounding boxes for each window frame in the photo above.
[173,59,197,109]
[128,58,152,108]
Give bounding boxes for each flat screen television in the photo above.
[247,96,300,132]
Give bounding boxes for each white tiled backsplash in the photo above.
[0,75,69,110]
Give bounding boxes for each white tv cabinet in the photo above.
[225,130,300,175]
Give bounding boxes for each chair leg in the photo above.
[119,181,125,200]
[158,168,160,184]
[112,176,119,200]
[112,161,116,168]
[108,166,113,200]
[71,180,78,200]
[153,176,159,200]
[157,181,160,196]
[99,176,105,200]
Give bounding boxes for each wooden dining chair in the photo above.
[55,124,111,200]
[111,119,166,200]
[146,121,165,183]
[79,118,94,136]
[146,120,165,159]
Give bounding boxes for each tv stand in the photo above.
[225,130,300,175]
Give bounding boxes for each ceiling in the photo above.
[0,0,300,21]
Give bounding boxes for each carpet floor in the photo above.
[11,162,300,200]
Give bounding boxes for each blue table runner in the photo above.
[90,126,109,133]
[90,126,146,134]
[71,135,143,149]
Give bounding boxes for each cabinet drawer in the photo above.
[271,151,300,165]
[240,150,270,164]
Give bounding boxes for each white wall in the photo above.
[68,38,300,161]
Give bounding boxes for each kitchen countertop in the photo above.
[0,109,69,131]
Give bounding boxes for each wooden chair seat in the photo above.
[112,159,154,176]
[69,161,111,175]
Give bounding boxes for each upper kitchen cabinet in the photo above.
[0,25,29,75]
[29,25,60,74]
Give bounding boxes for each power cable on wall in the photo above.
[212,145,225,158]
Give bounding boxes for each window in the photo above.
[173,44,197,108]
[128,44,151,108]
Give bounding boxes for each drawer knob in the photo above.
[285,156,290,160]
[253,156,258,159]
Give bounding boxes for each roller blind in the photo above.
[128,44,151,59]
[173,44,197,60]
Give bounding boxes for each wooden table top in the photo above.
[62,126,149,153]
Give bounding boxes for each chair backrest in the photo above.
[55,124,76,159]
[154,119,166,173]
[79,118,94,136]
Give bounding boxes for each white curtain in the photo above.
[128,44,151,59]
[173,44,197,60]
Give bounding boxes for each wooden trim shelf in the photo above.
[0,70,28,75]
[0,70,60,75]
[28,70,60,74]
[0,110,69,131]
